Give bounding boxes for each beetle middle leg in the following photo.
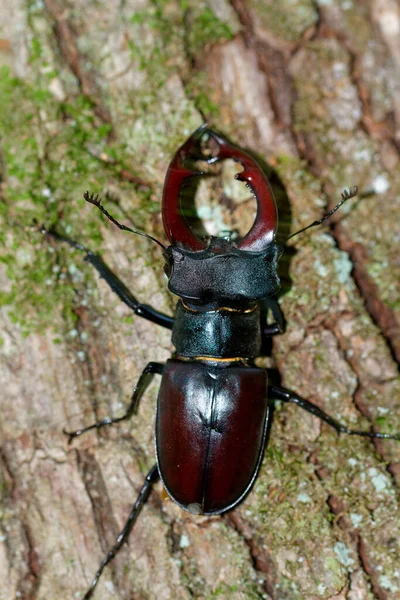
[269,385,400,440]
[64,362,164,443]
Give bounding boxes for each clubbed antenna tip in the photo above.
[83,191,166,250]
[287,185,358,241]
[84,191,102,207]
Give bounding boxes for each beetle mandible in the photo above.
[44,125,400,599]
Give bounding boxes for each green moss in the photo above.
[186,6,234,56]
[248,0,317,43]
[184,73,220,117]
[324,556,343,578]
[126,1,234,107]
[0,65,131,334]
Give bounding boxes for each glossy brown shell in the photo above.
[156,359,269,515]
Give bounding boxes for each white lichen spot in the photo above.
[379,11,400,37]
[179,534,190,548]
[353,148,372,162]
[333,62,347,78]
[197,205,230,237]
[368,467,389,492]
[334,254,352,284]
[379,575,399,592]
[342,0,353,9]
[372,175,390,194]
[49,77,66,101]
[42,187,52,199]
[68,264,83,281]
[350,513,363,528]
[320,232,336,246]
[68,329,79,338]
[334,542,355,567]
[348,458,358,467]
[104,580,115,593]
[318,583,327,594]
[377,406,389,415]
[297,492,311,504]
[28,0,44,9]
[76,351,86,362]
[313,258,328,278]
[16,247,33,266]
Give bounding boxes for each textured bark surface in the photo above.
[1,1,400,599]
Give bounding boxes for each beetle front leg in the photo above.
[42,228,174,329]
[64,362,164,443]
[262,297,286,337]
[269,385,400,440]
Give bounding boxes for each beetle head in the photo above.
[164,237,281,307]
[162,126,281,306]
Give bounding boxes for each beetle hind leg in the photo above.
[64,362,164,444]
[82,464,160,599]
[269,385,400,441]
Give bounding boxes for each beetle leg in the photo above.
[64,362,164,444]
[82,464,160,599]
[261,297,286,337]
[42,228,174,329]
[269,386,400,440]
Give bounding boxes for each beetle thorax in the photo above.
[164,237,281,309]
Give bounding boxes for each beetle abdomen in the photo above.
[156,359,269,515]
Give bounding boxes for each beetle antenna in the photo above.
[84,191,166,250]
[287,186,358,241]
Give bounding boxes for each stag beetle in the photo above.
[44,125,400,599]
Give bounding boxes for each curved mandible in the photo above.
[206,130,278,251]
[162,125,208,250]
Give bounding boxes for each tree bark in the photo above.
[1,1,400,599]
